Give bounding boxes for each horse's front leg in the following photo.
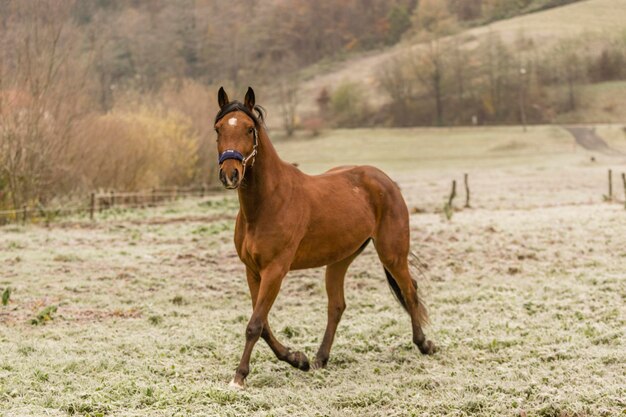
[245,267,310,372]
[230,263,288,389]
[261,321,310,371]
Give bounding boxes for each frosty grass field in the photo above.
[0,126,624,416]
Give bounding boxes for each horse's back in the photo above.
[322,165,357,174]
[317,165,404,203]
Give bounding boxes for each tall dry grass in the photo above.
[0,1,226,211]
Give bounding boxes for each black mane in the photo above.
[214,101,266,126]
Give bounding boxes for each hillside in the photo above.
[280,0,626,127]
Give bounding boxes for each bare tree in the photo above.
[450,37,471,124]
[554,39,584,112]
[481,30,514,122]
[0,0,89,209]
[278,81,299,137]
[413,39,448,126]
[378,55,417,126]
[278,74,299,137]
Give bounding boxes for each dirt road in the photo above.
[563,126,623,155]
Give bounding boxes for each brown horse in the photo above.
[214,87,436,389]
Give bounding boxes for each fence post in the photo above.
[464,173,470,208]
[90,193,96,220]
[201,184,206,198]
[449,180,457,207]
[21,205,27,225]
[608,169,613,201]
[622,173,626,210]
[110,190,115,208]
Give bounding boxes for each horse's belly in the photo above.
[289,214,374,270]
[290,239,366,269]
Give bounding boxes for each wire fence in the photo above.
[0,185,223,226]
[3,168,625,226]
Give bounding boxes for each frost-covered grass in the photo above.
[1,128,625,416]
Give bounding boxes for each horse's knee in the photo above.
[245,319,263,341]
[330,302,346,319]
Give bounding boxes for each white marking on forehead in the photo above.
[228,117,238,126]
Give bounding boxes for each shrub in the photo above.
[72,106,200,191]
[330,82,371,128]
[588,47,626,83]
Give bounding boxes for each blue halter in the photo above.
[217,128,258,168]
[218,149,245,165]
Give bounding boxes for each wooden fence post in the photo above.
[448,180,457,207]
[464,173,470,208]
[90,193,96,220]
[608,169,613,201]
[110,190,115,208]
[443,180,457,221]
[622,173,626,210]
[21,205,27,225]
[201,184,206,198]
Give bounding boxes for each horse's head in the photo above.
[214,86,260,189]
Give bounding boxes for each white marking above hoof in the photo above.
[228,378,244,390]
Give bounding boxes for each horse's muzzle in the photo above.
[219,166,240,189]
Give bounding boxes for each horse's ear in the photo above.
[218,87,229,109]
[244,87,255,111]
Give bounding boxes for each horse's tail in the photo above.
[384,268,429,326]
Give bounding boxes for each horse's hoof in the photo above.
[228,378,245,390]
[418,340,437,355]
[288,351,310,371]
[311,358,328,370]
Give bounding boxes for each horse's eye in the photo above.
[248,127,254,135]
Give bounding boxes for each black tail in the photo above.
[385,268,408,312]
[384,268,429,326]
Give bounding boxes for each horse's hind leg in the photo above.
[383,263,435,354]
[374,237,436,355]
[246,268,310,371]
[314,240,369,369]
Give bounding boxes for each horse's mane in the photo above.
[214,101,266,126]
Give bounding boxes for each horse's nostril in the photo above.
[219,169,227,184]
[231,170,239,183]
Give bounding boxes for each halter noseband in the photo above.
[217,130,258,168]
[215,102,260,171]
